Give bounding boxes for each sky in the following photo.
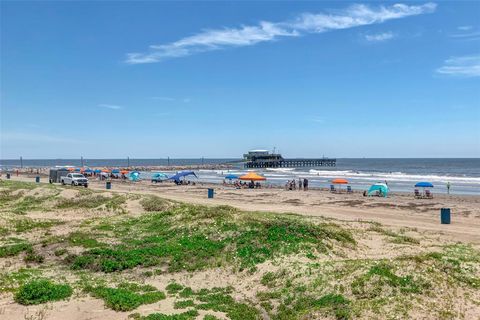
[1,1,479,159]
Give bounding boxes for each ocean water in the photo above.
[1,158,479,195]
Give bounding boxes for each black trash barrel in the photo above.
[208,188,214,198]
[106,181,112,190]
[35,176,40,183]
[6,173,11,179]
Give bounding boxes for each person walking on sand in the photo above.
[447,182,451,194]
[298,178,302,191]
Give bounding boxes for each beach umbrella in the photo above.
[368,183,389,197]
[84,169,93,173]
[102,169,111,173]
[120,170,129,174]
[74,168,81,172]
[67,167,75,171]
[331,178,349,184]
[225,174,239,180]
[94,169,102,173]
[415,182,434,188]
[239,172,266,181]
[112,169,120,174]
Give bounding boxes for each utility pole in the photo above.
[20,156,23,168]
[202,157,204,165]
[127,157,130,168]
[81,156,84,167]
[167,157,170,166]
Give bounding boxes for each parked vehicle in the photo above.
[61,173,89,187]
[49,168,69,183]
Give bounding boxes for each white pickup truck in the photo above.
[61,173,89,187]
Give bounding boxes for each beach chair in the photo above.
[425,189,433,199]
[347,186,353,193]
[330,185,335,193]
[414,189,421,198]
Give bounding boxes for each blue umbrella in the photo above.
[74,168,81,172]
[94,169,101,173]
[112,169,120,174]
[84,169,93,173]
[415,182,434,188]
[225,174,239,180]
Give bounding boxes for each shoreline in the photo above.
[4,168,479,196]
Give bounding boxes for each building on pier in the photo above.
[243,150,336,168]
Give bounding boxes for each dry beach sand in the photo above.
[0,175,479,319]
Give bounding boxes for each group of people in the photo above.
[285,178,309,191]
[231,180,262,189]
[174,179,196,185]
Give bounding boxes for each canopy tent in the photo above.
[129,171,141,181]
[111,169,120,174]
[74,168,81,172]
[368,183,389,197]
[120,170,129,174]
[239,172,266,181]
[415,182,434,188]
[102,169,111,173]
[224,174,239,180]
[168,171,197,182]
[67,167,76,171]
[331,178,349,184]
[84,169,93,173]
[94,169,102,173]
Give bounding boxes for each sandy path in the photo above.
[8,175,480,244]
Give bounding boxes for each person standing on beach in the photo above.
[447,182,451,194]
[303,178,308,191]
[298,178,302,190]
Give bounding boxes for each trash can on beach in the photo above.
[35,176,40,183]
[6,173,11,179]
[441,208,451,224]
[106,181,112,190]
[207,188,214,198]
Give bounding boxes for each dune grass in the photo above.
[67,204,355,273]
[85,282,167,311]
[14,279,72,305]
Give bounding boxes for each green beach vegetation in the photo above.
[0,180,479,319]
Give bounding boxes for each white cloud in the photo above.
[436,55,480,77]
[457,25,473,31]
[365,31,394,42]
[449,31,480,41]
[126,2,436,64]
[98,104,122,110]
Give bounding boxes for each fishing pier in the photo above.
[243,150,336,168]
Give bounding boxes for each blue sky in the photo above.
[1,1,479,159]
